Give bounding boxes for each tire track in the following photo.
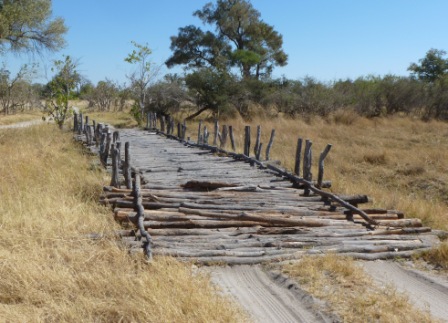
[209,265,330,323]
[361,260,448,322]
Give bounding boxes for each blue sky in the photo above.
[4,0,448,85]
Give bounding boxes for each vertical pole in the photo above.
[294,138,303,176]
[73,113,78,132]
[213,120,219,146]
[303,140,312,196]
[265,129,276,161]
[197,120,202,144]
[317,144,332,188]
[256,142,263,161]
[220,125,228,148]
[229,126,236,151]
[110,146,119,188]
[254,125,261,156]
[244,126,251,157]
[78,113,83,135]
[124,142,132,189]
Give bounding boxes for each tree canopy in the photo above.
[166,0,287,80]
[408,48,448,83]
[0,0,67,55]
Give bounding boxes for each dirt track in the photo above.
[209,265,333,323]
[209,262,448,323]
[361,260,448,322]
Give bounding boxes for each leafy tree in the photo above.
[0,0,67,55]
[45,55,80,128]
[145,80,190,116]
[81,79,119,111]
[185,68,235,119]
[408,48,448,83]
[166,0,287,80]
[0,63,36,114]
[125,41,158,123]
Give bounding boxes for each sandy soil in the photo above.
[209,265,334,323]
[360,260,448,322]
[209,262,448,323]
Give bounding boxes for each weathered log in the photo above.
[179,207,331,227]
[181,180,239,190]
[375,218,422,228]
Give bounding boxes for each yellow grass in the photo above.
[0,111,43,125]
[282,254,435,322]
[0,125,245,322]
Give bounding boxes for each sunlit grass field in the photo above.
[0,124,245,322]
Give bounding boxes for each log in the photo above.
[178,207,331,227]
[181,180,239,190]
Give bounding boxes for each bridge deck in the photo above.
[96,128,439,265]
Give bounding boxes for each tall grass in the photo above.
[0,125,244,322]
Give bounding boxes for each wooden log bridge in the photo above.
[74,118,440,265]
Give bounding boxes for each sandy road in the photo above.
[209,265,333,323]
[209,262,448,323]
[361,260,448,322]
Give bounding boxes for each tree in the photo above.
[45,55,80,129]
[145,80,190,117]
[0,0,67,55]
[185,68,235,119]
[125,41,158,122]
[166,0,287,80]
[408,49,448,83]
[0,63,36,114]
[91,79,119,111]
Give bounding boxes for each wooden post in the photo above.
[153,113,157,129]
[124,142,132,189]
[213,120,219,146]
[229,126,236,151]
[170,118,174,135]
[197,120,202,144]
[177,122,181,138]
[265,129,276,160]
[254,125,261,156]
[95,123,103,147]
[203,126,209,144]
[92,120,96,142]
[182,119,187,140]
[317,144,332,188]
[103,129,112,165]
[146,112,150,129]
[110,146,120,188]
[220,125,228,148]
[116,141,122,169]
[256,142,263,161]
[244,126,251,157]
[78,113,83,135]
[303,140,312,196]
[294,138,303,176]
[85,115,89,128]
[133,174,152,260]
[113,131,120,144]
[73,113,78,132]
[160,115,166,132]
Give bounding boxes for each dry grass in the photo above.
[282,254,435,322]
[0,125,245,322]
[0,111,43,125]
[87,111,138,128]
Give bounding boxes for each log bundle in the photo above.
[76,125,441,265]
[92,129,441,264]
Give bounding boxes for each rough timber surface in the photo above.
[93,128,441,265]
